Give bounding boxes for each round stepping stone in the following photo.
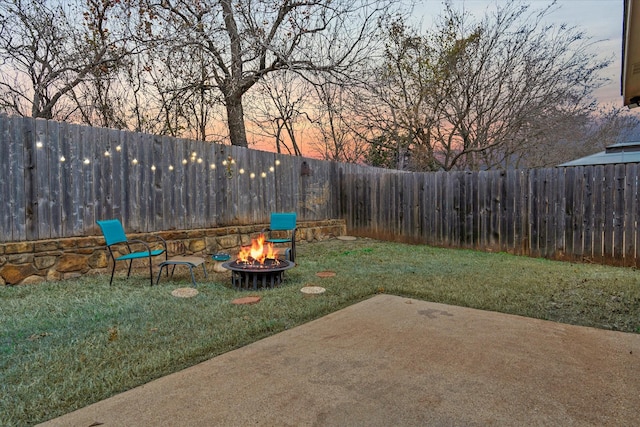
[316,271,336,278]
[171,287,199,298]
[231,296,262,305]
[337,235,357,241]
[301,286,326,295]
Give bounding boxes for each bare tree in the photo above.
[132,0,396,147]
[360,17,442,170]
[248,71,307,155]
[308,79,371,162]
[0,0,132,120]
[362,2,613,171]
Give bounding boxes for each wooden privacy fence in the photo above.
[2,116,639,268]
[339,164,640,267]
[0,116,340,242]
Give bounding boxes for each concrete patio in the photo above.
[40,294,640,426]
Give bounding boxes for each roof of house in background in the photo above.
[559,141,640,166]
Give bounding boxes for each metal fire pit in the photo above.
[221,258,295,290]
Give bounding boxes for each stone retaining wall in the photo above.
[0,219,346,285]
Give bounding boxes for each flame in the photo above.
[237,234,278,264]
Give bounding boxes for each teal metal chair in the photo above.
[97,219,167,286]
[263,212,297,262]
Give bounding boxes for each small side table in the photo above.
[156,256,207,286]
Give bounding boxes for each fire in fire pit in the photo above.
[222,234,295,290]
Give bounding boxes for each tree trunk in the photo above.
[225,94,248,147]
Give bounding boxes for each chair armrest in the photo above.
[147,234,168,251]
[130,235,167,251]
[128,239,153,252]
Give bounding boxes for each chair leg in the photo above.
[163,253,169,278]
[109,262,116,286]
[148,254,154,287]
[156,264,167,286]
[201,263,208,278]
[126,260,133,279]
[188,266,197,287]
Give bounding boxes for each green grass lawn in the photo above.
[2,238,640,425]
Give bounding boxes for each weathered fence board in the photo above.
[0,117,10,240]
[504,170,521,252]
[634,166,640,268]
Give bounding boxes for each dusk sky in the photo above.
[415,0,627,107]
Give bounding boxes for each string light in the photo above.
[36,141,43,149]
[51,147,287,185]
